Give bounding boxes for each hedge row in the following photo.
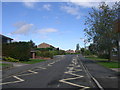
[2,42,31,61]
[36,50,65,58]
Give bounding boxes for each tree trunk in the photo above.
[108,49,112,62]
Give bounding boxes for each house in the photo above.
[0,34,13,43]
[37,42,55,48]
[66,49,75,53]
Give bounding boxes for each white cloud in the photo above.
[61,5,81,19]
[22,0,39,8]
[23,2,35,8]
[69,0,118,8]
[43,4,51,11]
[12,22,34,35]
[37,28,58,34]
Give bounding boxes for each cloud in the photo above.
[60,5,81,19]
[69,0,118,8]
[22,0,39,8]
[23,2,35,8]
[43,4,51,11]
[37,28,58,34]
[11,22,34,35]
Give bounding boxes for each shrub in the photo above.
[2,42,31,61]
[36,51,53,58]
[98,54,109,59]
[3,57,19,62]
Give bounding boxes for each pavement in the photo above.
[79,55,119,89]
[1,55,119,90]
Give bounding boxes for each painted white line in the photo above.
[59,59,90,89]
[48,64,52,66]
[13,76,24,81]
[78,56,104,90]
[38,67,46,69]
[0,76,24,85]
[28,70,38,74]
[16,70,38,77]
[59,79,89,89]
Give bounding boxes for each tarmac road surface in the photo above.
[1,55,119,90]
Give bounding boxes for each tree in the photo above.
[76,43,80,50]
[88,43,97,55]
[28,40,37,49]
[84,2,119,61]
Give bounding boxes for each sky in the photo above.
[1,0,118,50]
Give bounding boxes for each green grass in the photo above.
[85,56,108,61]
[0,63,12,66]
[20,59,46,64]
[98,62,120,68]
[85,56,120,68]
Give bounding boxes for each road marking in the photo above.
[48,64,52,66]
[38,67,46,69]
[13,76,24,81]
[0,76,24,85]
[16,70,38,76]
[77,56,104,90]
[59,79,89,89]
[28,70,38,74]
[59,58,90,89]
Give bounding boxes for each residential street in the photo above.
[1,55,119,89]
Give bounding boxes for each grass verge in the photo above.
[85,56,120,68]
[98,62,120,68]
[0,63,12,66]
[20,59,46,64]
[85,56,108,61]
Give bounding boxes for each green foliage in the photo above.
[88,44,97,55]
[35,47,54,51]
[81,48,91,55]
[28,40,37,49]
[2,42,31,61]
[36,51,53,58]
[76,44,80,50]
[20,59,46,64]
[3,57,19,62]
[84,2,119,60]
[36,50,66,58]
[98,54,109,59]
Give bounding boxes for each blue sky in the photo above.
[2,1,116,50]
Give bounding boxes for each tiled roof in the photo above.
[37,43,54,48]
[0,34,13,40]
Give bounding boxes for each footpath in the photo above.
[79,55,119,89]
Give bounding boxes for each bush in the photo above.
[36,51,53,58]
[2,42,31,61]
[3,57,19,62]
[98,54,109,59]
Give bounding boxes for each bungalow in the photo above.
[0,34,13,43]
[66,49,75,54]
[37,42,55,48]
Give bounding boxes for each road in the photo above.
[1,55,119,90]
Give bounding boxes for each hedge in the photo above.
[2,42,31,61]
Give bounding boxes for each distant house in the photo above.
[66,49,75,53]
[0,34,13,43]
[37,42,55,48]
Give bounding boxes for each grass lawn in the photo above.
[85,56,120,68]
[98,62,120,68]
[0,63,12,66]
[20,59,46,64]
[85,56,108,61]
